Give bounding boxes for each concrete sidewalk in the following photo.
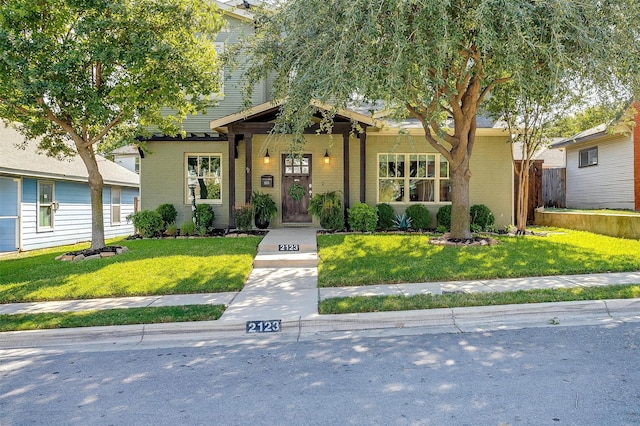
[1,228,640,349]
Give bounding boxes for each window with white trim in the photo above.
[111,188,121,225]
[186,154,222,203]
[579,146,598,167]
[378,153,451,203]
[37,181,55,231]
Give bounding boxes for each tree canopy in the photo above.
[241,0,640,238]
[0,0,224,249]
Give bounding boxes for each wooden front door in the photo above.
[282,154,312,223]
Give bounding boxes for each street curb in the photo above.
[1,298,639,352]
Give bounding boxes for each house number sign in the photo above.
[278,244,299,251]
[246,320,281,333]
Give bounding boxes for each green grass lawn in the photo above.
[0,304,225,332]
[0,237,261,303]
[317,229,640,287]
[319,284,640,314]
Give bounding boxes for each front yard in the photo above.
[0,237,261,303]
[317,229,640,287]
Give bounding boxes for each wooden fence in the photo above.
[542,168,566,208]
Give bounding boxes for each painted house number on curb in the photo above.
[278,244,299,251]
[246,320,282,333]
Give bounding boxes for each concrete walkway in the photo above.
[1,228,640,346]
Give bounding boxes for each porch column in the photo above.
[360,131,367,202]
[245,133,253,203]
[343,132,350,209]
[228,132,236,228]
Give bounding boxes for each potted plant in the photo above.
[250,191,277,229]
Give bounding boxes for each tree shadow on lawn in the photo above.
[0,237,260,303]
[317,233,640,287]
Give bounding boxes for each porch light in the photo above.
[324,149,330,164]
[263,149,271,164]
[187,170,198,224]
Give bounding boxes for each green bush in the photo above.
[405,204,430,230]
[180,220,196,236]
[234,205,253,232]
[436,205,452,230]
[127,210,164,238]
[376,203,395,230]
[196,204,215,231]
[165,222,178,236]
[348,203,378,232]
[309,191,344,231]
[470,204,495,231]
[156,204,177,226]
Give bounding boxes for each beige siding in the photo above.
[365,133,513,228]
[565,135,634,209]
[141,141,229,227]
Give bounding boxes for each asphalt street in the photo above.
[2,322,639,425]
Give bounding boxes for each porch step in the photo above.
[253,251,319,268]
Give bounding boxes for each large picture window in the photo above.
[579,146,598,168]
[378,153,451,203]
[186,154,222,203]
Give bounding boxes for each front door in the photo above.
[282,154,312,223]
[0,177,19,252]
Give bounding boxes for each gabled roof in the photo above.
[550,102,637,149]
[209,100,381,133]
[0,125,139,187]
[214,0,254,22]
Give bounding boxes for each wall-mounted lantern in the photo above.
[263,149,271,164]
[324,149,330,164]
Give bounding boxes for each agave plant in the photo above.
[392,213,412,231]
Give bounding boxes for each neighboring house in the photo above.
[111,145,142,174]
[139,1,514,229]
[0,125,140,252]
[549,103,639,210]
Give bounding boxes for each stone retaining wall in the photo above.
[534,209,640,239]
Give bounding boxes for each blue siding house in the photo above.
[0,125,140,252]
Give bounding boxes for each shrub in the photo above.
[405,204,430,230]
[196,204,215,231]
[392,213,412,231]
[309,191,344,231]
[165,222,178,236]
[233,204,253,232]
[156,204,177,226]
[127,210,164,238]
[436,205,452,230]
[348,203,378,232]
[180,220,196,236]
[470,204,495,231]
[376,203,395,230]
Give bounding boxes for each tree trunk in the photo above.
[76,143,106,250]
[516,159,531,234]
[449,159,472,240]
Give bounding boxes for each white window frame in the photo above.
[37,181,55,232]
[377,153,452,204]
[185,153,223,205]
[578,146,598,168]
[111,187,122,225]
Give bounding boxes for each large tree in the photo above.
[0,0,224,250]
[241,0,639,239]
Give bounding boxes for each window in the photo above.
[37,181,55,231]
[378,153,451,203]
[579,146,598,167]
[134,157,140,174]
[186,154,222,203]
[111,188,121,225]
